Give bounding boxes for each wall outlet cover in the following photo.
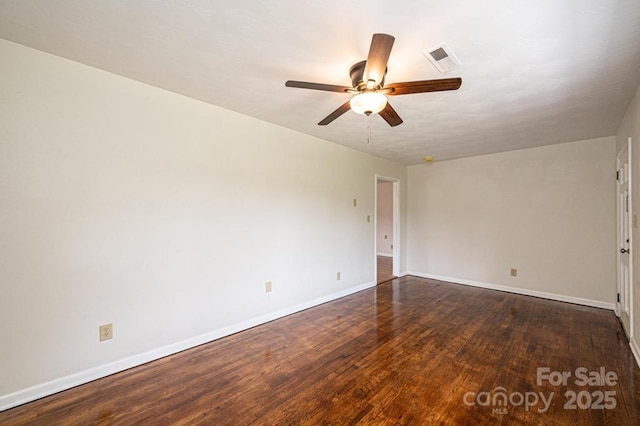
[99,323,113,341]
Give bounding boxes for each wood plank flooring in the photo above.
[376,255,395,284]
[2,276,639,425]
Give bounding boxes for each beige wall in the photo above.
[0,39,407,406]
[616,83,640,360]
[376,181,393,256]
[407,137,617,305]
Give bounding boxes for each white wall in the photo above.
[616,83,640,362]
[0,39,407,407]
[376,181,393,256]
[407,137,617,306]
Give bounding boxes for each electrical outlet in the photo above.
[265,281,272,293]
[510,268,518,277]
[337,272,341,280]
[99,323,113,341]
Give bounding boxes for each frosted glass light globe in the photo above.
[350,92,387,116]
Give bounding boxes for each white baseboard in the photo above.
[631,337,640,369]
[406,271,615,311]
[0,280,375,412]
[376,252,392,257]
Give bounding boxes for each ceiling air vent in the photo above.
[424,42,461,74]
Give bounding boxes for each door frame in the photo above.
[375,175,400,281]
[616,136,633,338]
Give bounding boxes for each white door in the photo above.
[617,140,632,337]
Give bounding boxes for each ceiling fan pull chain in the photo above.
[367,115,372,144]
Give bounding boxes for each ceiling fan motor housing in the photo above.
[349,60,386,89]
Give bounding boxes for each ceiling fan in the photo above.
[285,33,462,127]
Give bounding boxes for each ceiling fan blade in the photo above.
[363,34,395,87]
[379,102,403,127]
[386,78,462,95]
[285,80,352,93]
[318,101,352,126]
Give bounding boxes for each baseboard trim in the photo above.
[0,280,375,412]
[406,271,615,311]
[630,337,640,369]
[376,252,392,257]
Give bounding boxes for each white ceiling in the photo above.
[1,0,639,164]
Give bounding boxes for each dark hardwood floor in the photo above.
[377,255,395,284]
[2,276,639,425]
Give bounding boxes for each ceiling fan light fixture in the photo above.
[285,33,461,127]
[350,92,388,116]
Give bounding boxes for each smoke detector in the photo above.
[424,42,461,74]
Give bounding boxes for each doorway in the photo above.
[376,176,399,284]
[617,137,633,338]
